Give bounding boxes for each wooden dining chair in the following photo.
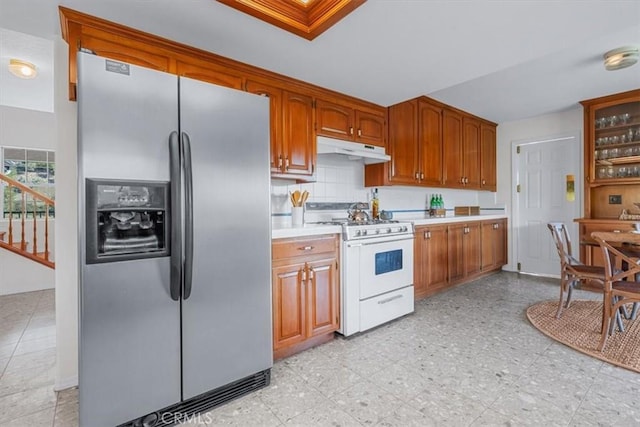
[547,222,605,318]
[591,231,640,351]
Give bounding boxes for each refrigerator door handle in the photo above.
[182,131,194,300]
[169,131,182,301]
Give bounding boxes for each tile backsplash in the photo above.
[271,156,505,224]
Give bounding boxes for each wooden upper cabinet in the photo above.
[462,117,481,188]
[443,109,464,188]
[175,59,243,90]
[355,110,385,146]
[245,80,283,174]
[388,100,419,185]
[282,91,315,176]
[480,124,497,191]
[418,100,443,186]
[316,99,386,147]
[316,100,354,140]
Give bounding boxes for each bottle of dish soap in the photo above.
[372,188,380,220]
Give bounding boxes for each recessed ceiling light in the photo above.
[8,59,38,79]
[603,46,639,71]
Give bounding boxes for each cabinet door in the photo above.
[480,124,497,191]
[462,118,481,189]
[175,59,243,89]
[480,221,496,271]
[388,100,419,184]
[415,226,449,299]
[316,100,354,140]
[272,262,307,350]
[443,109,464,188]
[427,226,449,292]
[306,258,340,337]
[495,219,507,266]
[283,91,315,176]
[464,222,482,277]
[355,110,385,147]
[246,80,283,173]
[447,223,465,283]
[418,100,443,186]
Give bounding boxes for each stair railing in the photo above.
[0,174,55,268]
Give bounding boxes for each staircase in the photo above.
[0,174,55,269]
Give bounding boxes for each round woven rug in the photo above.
[526,300,640,373]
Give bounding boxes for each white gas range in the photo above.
[307,204,415,336]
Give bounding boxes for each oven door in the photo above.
[349,235,414,300]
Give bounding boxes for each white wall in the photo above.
[495,107,583,272]
[0,102,57,295]
[54,38,79,390]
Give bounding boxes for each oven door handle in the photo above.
[347,237,414,247]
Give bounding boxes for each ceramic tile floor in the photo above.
[2,272,639,426]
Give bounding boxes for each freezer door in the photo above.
[179,77,272,399]
[77,53,181,426]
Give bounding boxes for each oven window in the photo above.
[375,249,403,275]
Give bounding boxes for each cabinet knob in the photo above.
[349,127,354,135]
[285,157,290,171]
[358,129,362,137]
[278,155,283,168]
[415,172,420,180]
[298,246,314,251]
[482,179,486,185]
[420,172,425,180]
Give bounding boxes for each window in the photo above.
[1,147,55,218]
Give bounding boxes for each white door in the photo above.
[513,134,581,276]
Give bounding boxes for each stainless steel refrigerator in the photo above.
[77,52,272,427]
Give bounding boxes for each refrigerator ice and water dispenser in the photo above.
[85,179,169,263]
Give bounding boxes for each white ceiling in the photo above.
[0,0,639,122]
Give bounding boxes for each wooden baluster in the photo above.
[32,195,38,255]
[21,191,26,251]
[8,184,14,245]
[44,203,50,261]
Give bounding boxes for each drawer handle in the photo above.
[378,294,403,305]
[298,246,314,251]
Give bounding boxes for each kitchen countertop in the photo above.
[271,214,507,239]
[272,223,342,239]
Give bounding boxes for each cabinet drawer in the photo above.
[272,235,337,260]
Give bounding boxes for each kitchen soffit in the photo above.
[216,0,365,40]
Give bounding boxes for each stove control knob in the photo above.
[362,230,368,235]
[375,229,380,234]
[387,228,392,233]
[401,226,407,232]
[355,230,361,236]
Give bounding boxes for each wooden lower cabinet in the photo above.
[272,235,340,359]
[481,219,507,271]
[414,219,506,300]
[414,225,448,298]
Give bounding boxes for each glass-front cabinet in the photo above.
[584,91,640,184]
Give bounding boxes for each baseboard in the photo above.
[55,375,78,391]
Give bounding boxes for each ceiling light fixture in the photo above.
[603,46,639,71]
[8,59,38,79]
